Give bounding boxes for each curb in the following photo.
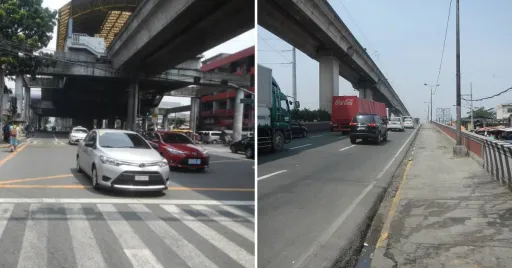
[331,125,423,268]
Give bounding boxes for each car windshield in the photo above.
[98,132,151,149]
[73,129,88,134]
[161,133,194,144]
[352,115,373,124]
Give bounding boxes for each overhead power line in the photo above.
[258,34,291,63]
[433,0,453,95]
[463,86,512,102]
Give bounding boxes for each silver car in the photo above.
[76,129,169,192]
[69,126,88,145]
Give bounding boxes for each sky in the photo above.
[10,0,255,106]
[258,0,512,121]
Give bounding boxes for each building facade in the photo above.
[198,46,255,131]
[497,104,512,120]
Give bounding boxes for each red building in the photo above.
[199,46,255,131]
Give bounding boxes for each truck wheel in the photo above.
[272,131,285,152]
[350,137,357,144]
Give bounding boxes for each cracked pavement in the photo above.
[372,124,512,268]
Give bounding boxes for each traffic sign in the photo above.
[240,98,253,104]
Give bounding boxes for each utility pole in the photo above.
[454,0,465,156]
[470,82,474,131]
[424,83,439,123]
[292,47,297,107]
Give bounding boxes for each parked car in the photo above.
[144,131,209,171]
[230,136,255,159]
[76,129,169,192]
[69,126,89,144]
[387,117,405,132]
[349,114,388,145]
[291,121,308,138]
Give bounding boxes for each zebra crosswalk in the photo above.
[25,139,70,147]
[0,199,255,268]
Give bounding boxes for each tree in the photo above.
[0,0,58,78]
[171,117,186,128]
[467,106,496,119]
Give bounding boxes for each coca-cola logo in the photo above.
[334,99,354,106]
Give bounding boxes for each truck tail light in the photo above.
[368,123,377,127]
[349,123,357,126]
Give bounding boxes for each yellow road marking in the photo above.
[0,143,28,167]
[0,174,74,185]
[0,185,87,189]
[375,159,413,249]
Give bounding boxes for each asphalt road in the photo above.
[257,127,419,268]
[0,132,255,267]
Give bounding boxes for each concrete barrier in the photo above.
[432,121,512,188]
[302,121,330,133]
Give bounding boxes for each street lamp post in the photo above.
[454,0,466,156]
[424,83,439,123]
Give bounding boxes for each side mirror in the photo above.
[295,101,300,109]
[84,142,95,148]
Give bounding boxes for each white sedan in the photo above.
[404,120,414,129]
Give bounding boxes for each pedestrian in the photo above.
[9,122,21,152]
[3,122,10,143]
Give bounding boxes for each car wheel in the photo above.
[91,165,100,190]
[76,156,83,173]
[245,147,254,159]
[350,137,357,144]
[303,131,307,138]
[230,145,237,153]
[375,133,381,145]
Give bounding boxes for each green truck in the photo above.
[257,64,298,152]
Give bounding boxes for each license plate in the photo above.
[135,176,149,181]
[358,127,366,130]
[188,159,201,165]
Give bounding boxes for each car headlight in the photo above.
[166,148,184,155]
[202,150,209,156]
[159,159,168,167]
[100,155,120,166]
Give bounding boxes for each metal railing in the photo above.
[432,121,512,188]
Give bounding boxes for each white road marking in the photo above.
[219,205,254,223]
[293,181,377,268]
[18,204,48,268]
[309,135,323,138]
[0,198,254,206]
[376,126,420,179]
[53,135,58,142]
[97,204,163,268]
[289,144,311,150]
[64,204,107,268]
[190,205,254,242]
[339,145,355,152]
[292,126,421,268]
[257,170,287,181]
[129,204,218,268]
[162,205,254,268]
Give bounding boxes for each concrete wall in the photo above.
[433,121,512,190]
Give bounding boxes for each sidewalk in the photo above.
[372,124,512,268]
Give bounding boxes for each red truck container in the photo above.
[330,96,387,133]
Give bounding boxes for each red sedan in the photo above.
[145,131,209,171]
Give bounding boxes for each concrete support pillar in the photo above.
[107,117,115,128]
[232,89,244,142]
[358,88,373,100]
[125,81,138,130]
[212,100,218,112]
[319,55,339,114]
[226,97,232,110]
[190,97,200,135]
[162,113,169,130]
[15,75,23,120]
